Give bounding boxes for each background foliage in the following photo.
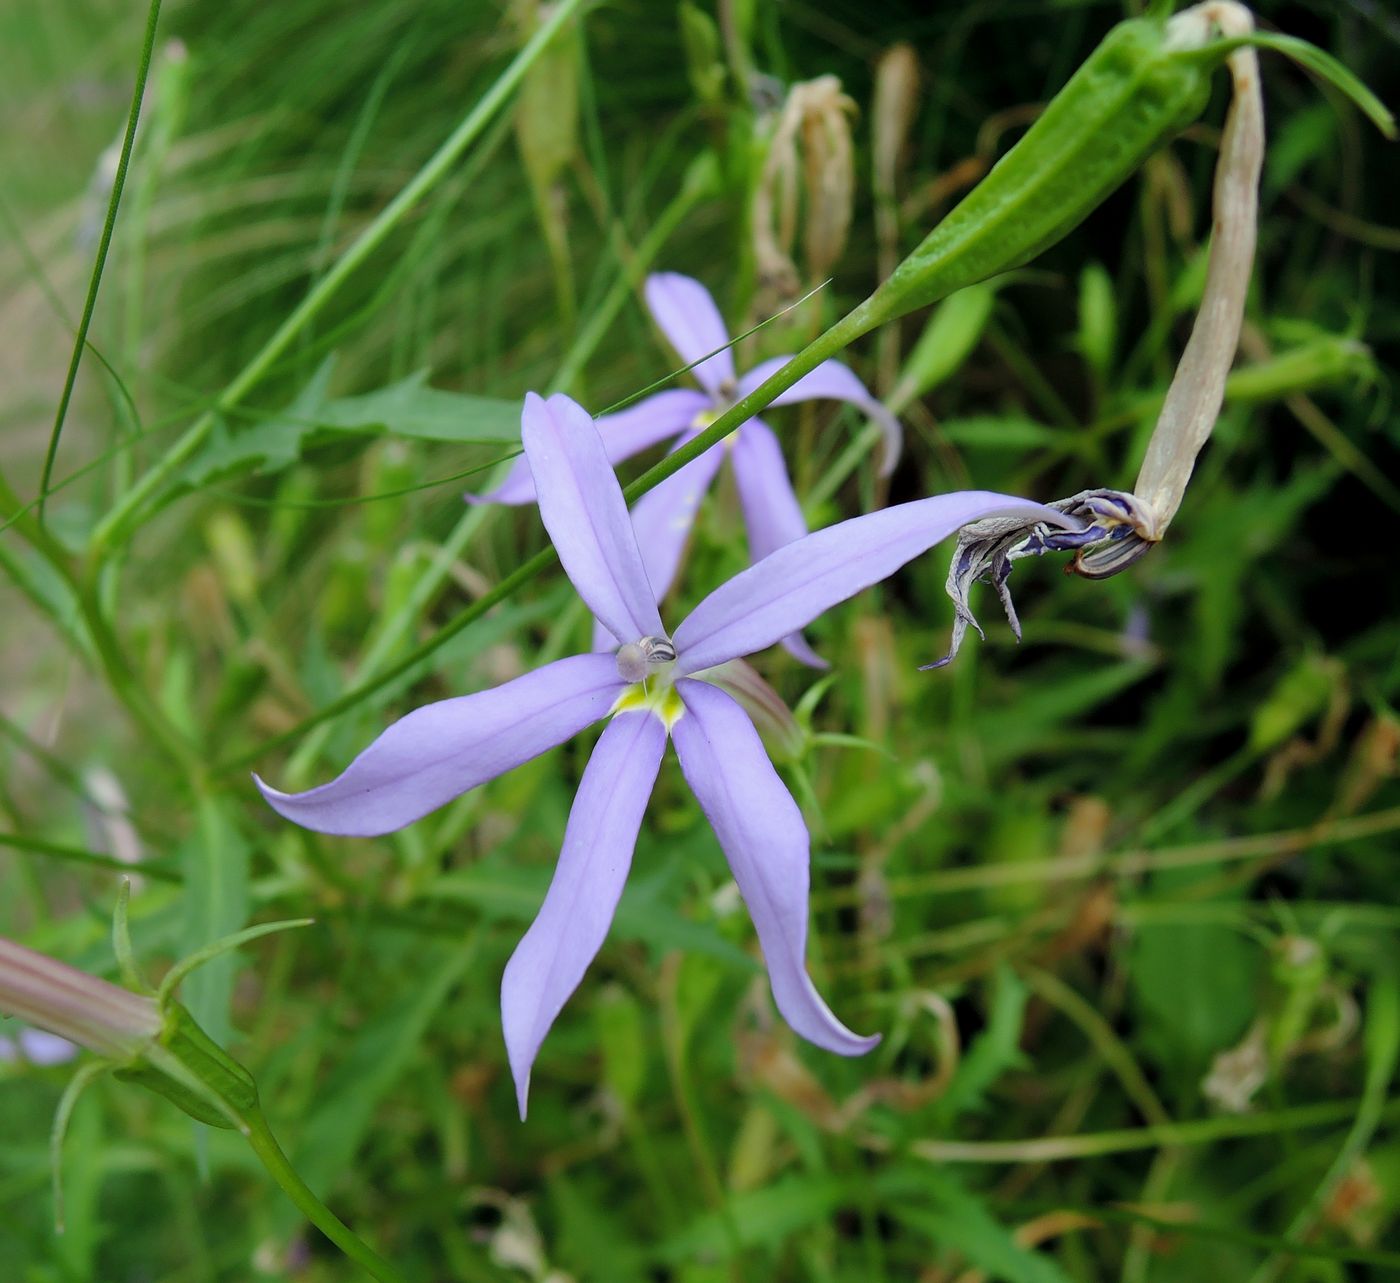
[2,1,1398,1279]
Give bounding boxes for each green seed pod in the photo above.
[864,11,1225,326]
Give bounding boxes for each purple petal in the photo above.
[586,437,726,652]
[645,272,735,397]
[19,1029,78,1065]
[501,710,666,1118]
[673,491,1082,675]
[256,654,624,836]
[778,632,828,668]
[628,439,727,606]
[597,390,712,453]
[672,679,878,1056]
[732,420,806,560]
[522,392,665,645]
[467,390,708,507]
[739,356,903,476]
[731,420,826,668]
[462,453,537,507]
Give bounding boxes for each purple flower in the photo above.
[470,272,903,667]
[259,392,1072,1117]
[0,1027,78,1067]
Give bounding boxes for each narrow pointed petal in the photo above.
[467,390,709,506]
[502,711,666,1118]
[731,420,826,668]
[739,356,903,475]
[673,492,1082,674]
[628,439,727,606]
[672,680,878,1056]
[522,392,664,645]
[778,632,828,668]
[645,272,736,397]
[731,420,806,560]
[255,654,624,836]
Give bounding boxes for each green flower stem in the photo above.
[905,1095,1398,1164]
[243,1107,411,1283]
[624,300,880,493]
[0,831,181,882]
[88,0,588,558]
[39,0,163,523]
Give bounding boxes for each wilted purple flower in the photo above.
[0,937,161,1061]
[470,272,902,667]
[260,392,1072,1116]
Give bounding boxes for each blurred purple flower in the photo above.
[0,1027,78,1066]
[470,272,902,667]
[261,392,1071,1117]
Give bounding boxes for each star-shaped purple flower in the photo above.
[470,272,902,667]
[260,392,1072,1116]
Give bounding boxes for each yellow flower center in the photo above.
[612,682,686,729]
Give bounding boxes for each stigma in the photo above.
[615,635,677,683]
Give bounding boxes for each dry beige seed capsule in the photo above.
[753,75,858,310]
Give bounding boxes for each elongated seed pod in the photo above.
[865,11,1227,325]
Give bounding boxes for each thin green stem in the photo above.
[0,832,180,883]
[89,0,588,556]
[244,1108,410,1283]
[40,0,163,522]
[905,1096,1393,1164]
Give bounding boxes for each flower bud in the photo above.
[0,937,161,1062]
[873,44,919,210]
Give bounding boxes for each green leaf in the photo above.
[313,372,519,443]
[893,282,1000,408]
[1233,33,1396,140]
[975,661,1157,767]
[940,416,1060,450]
[277,941,473,1234]
[182,357,520,486]
[889,1171,1076,1283]
[183,358,338,486]
[1128,872,1261,1079]
[659,1175,849,1260]
[930,965,1030,1125]
[179,798,250,1046]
